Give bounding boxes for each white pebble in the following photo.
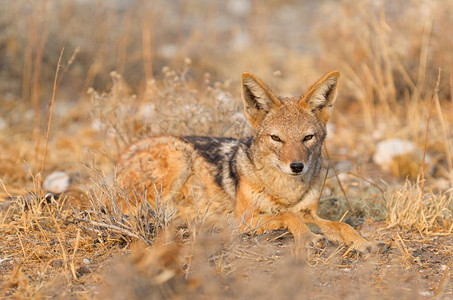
[43,171,70,193]
[372,138,430,172]
[0,117,6,131]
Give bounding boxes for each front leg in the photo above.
[238,210,324,246]
[235,180,322,245]
[299,209,375,253]
[239,211,306,235]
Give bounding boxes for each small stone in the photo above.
[373,139,415,169]
[372,138,430,177]
[0,117,6,130]
[82,258,91,265]
[43,171,70,193]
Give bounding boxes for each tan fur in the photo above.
[116,71,375,252]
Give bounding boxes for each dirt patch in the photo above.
[0,195,451,299]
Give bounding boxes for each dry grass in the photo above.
[387,178,453,233]
[1,0,453,298]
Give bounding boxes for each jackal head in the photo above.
[241,71,339,179]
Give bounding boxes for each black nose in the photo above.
[290,162,304,173]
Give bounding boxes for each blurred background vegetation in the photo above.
[2,0,453,103]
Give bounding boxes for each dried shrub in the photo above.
[387,178,453,232]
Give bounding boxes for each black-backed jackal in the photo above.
[117,71,375,252]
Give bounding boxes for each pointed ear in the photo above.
[300,71,339,123]
[241,73,280,127]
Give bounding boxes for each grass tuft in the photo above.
[387,178,453,233]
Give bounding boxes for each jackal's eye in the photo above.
[303,134,314,142]
[271,135,282,142]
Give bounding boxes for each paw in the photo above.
[298,232,327,249]
[355,240,386,254]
